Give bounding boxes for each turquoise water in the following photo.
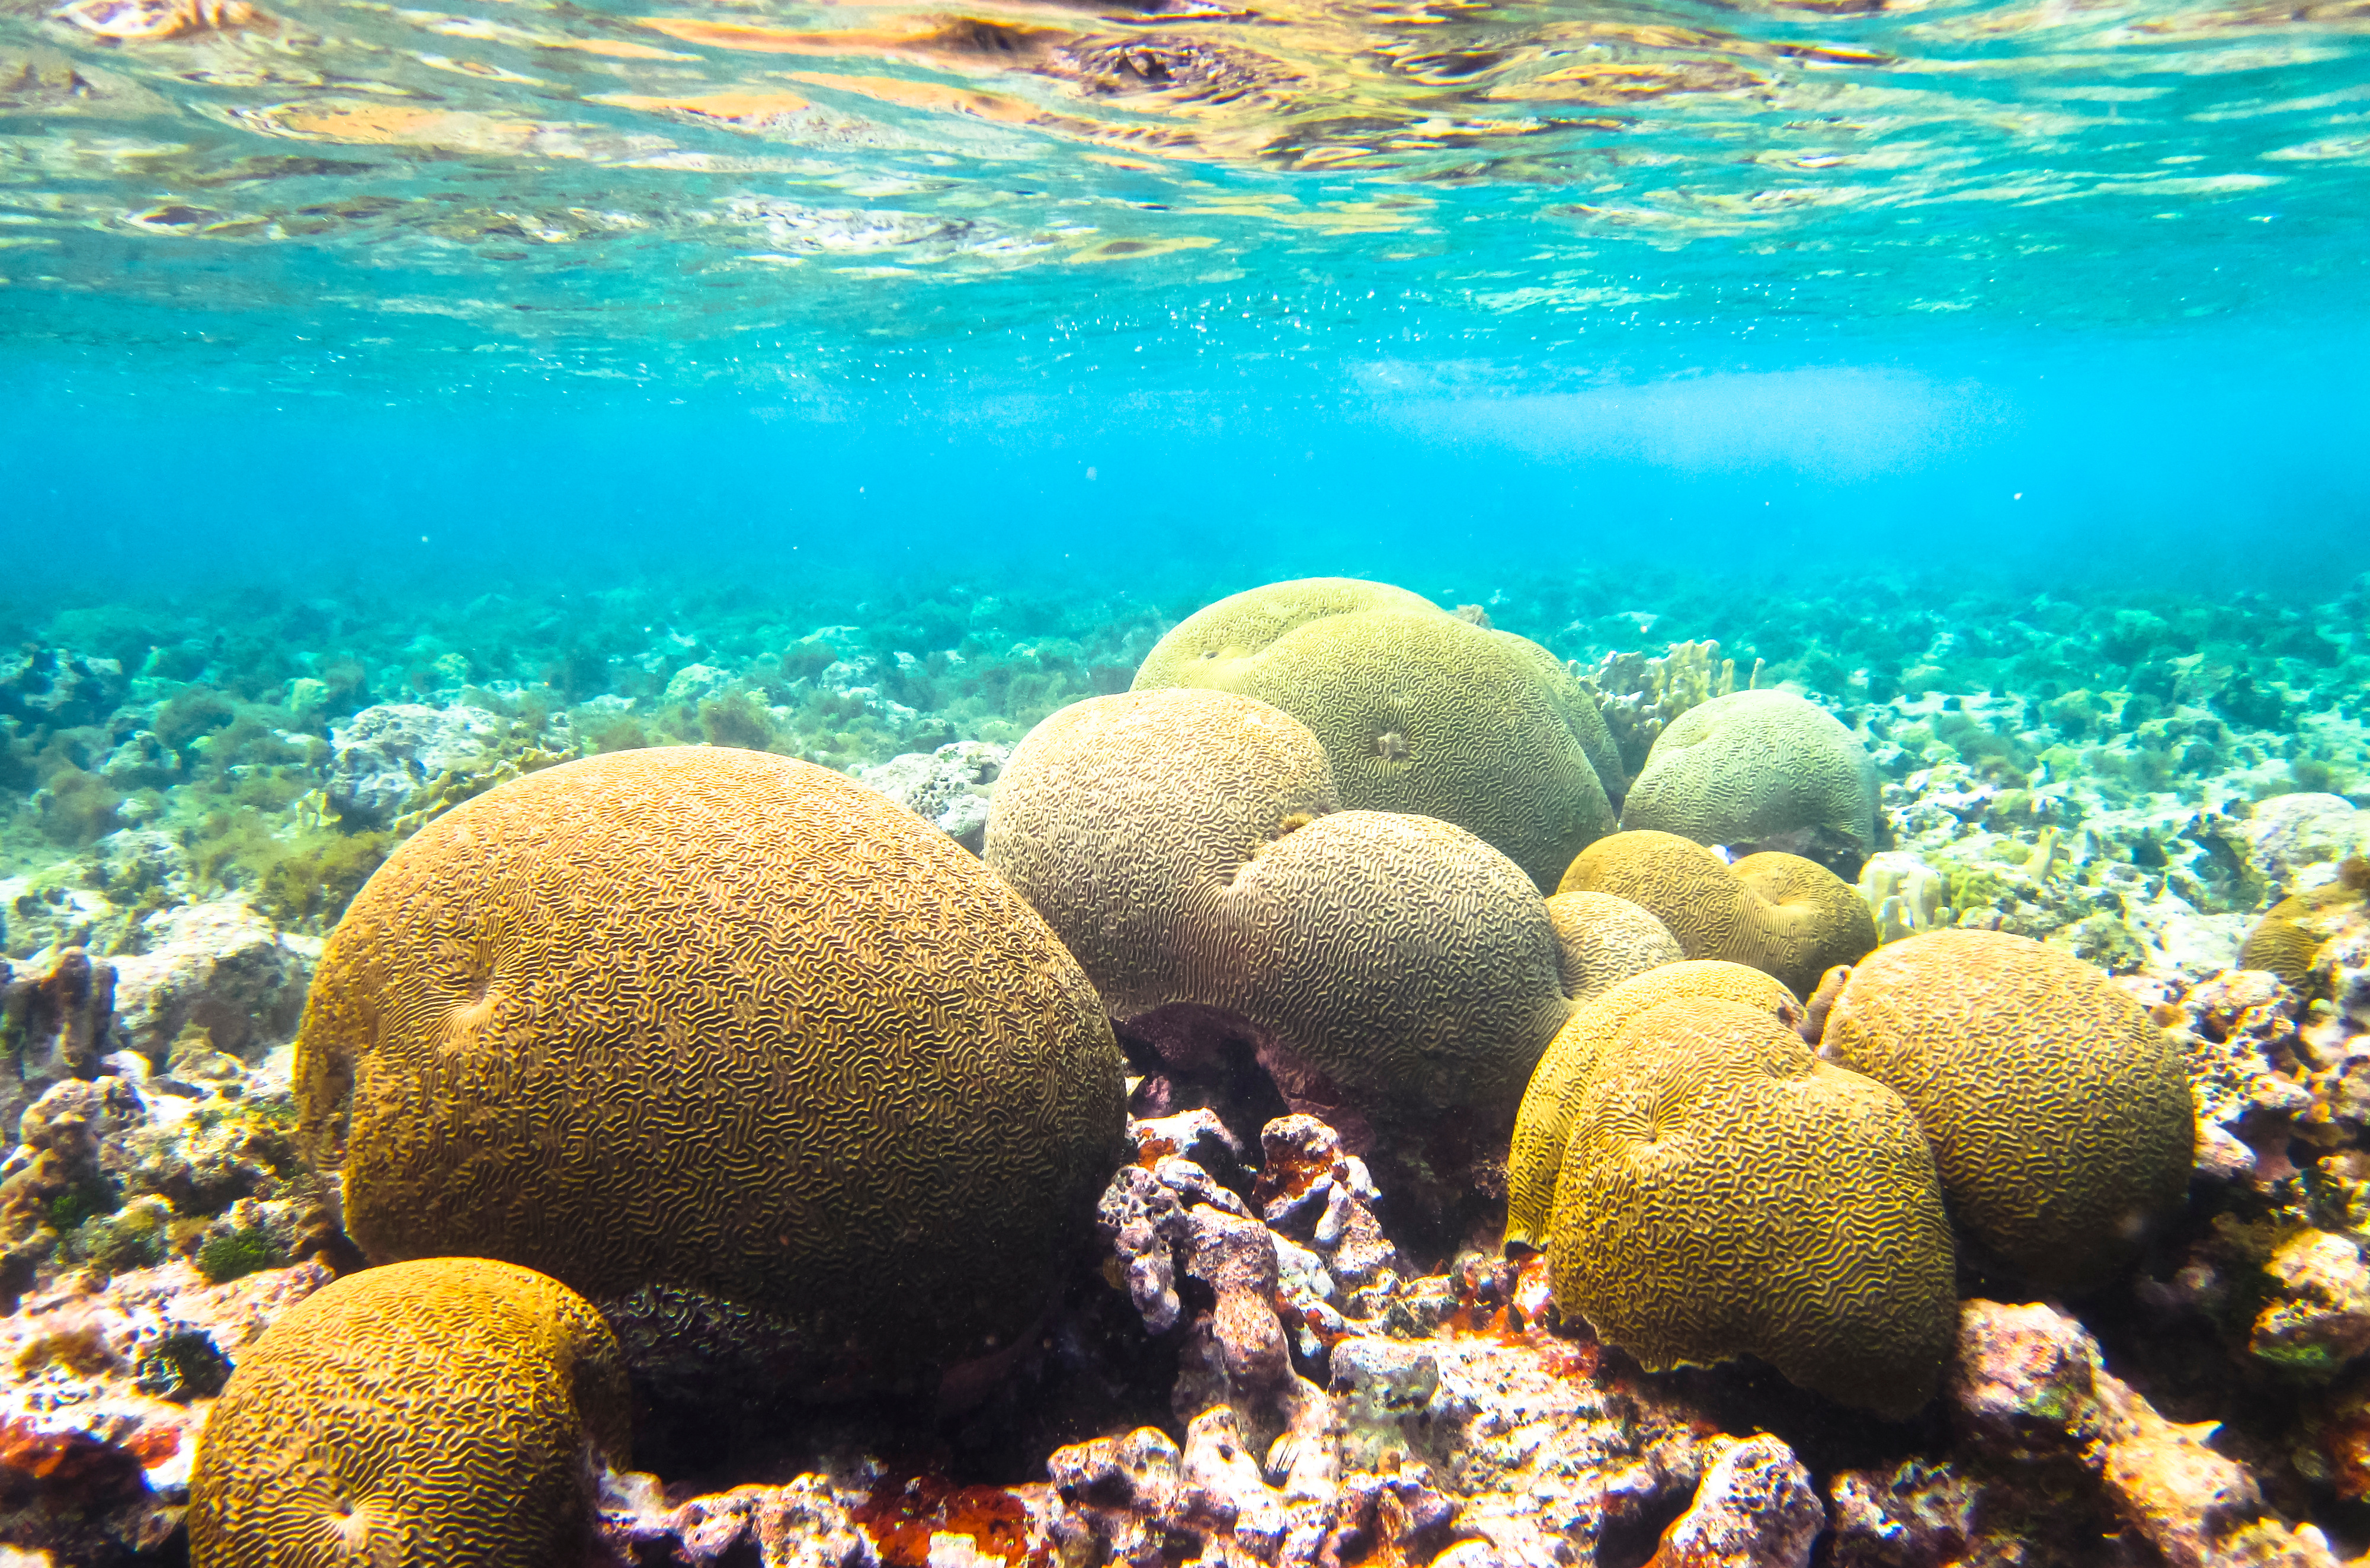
[5,0,2369,599]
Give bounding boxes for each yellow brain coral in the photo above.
[296,746,1125,1378]
[1503,959,1801,1253]
[1556,830,1876,999]
[1820,929,2193,1289]
[1549,996,1956,1418]
[188,1258,629,1568]
[2238,858,2369,986]
[1132,577,1623,892]
[1620,689,1879,875]
[985,688,1574,1121]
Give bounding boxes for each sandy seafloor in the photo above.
[4,560,2370,1566]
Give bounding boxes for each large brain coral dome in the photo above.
[985,687,1576,1123]
[1557,829,1876,998]
[1131,577,1624,892]
[1548,995,1956,1418]
[188,1257,629,1568]
[295,746,1126,1383]
[1620,688,1879,876]
[1820,929,2193,1290]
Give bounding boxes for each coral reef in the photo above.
[296,745,1127,1399]
[1821,929,2195,1290]
[188,1257,629,1567]
[2,566,2369,1564]
[1133,578,1623,892]
[987,688,1575,1136]
[1620,689,1881,877]
[1556,830,1876,998]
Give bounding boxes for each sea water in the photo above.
[4,0,2370,1553]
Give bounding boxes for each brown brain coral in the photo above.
[985,688,1574,1124]
[1503,960,1799,1253]
[1820,929,2193,1290]
[188,1257,628,1568]
[1549,996,1956,1418]
[296,746,1125,1380]
[1556,830,1876,999]
[1620,689,1879,876]
[1131,578,1623,892]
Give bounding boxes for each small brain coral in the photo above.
[1542,890,1683,1003]
[1548,996,1956,1418]
[296,746,1125,1386]
[1132,577,1624,892]
[1620,689,1879,876]
[985,688,1574,1124]
[1820,929,2193,1290]
[1504,960,1799,1253]
[2239,857,2370,986]
[188,1257,629,1568]
[1556,830,1876,999]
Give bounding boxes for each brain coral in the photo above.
[1556,830,1876,999]
[1820,929,2193,1289]
[296,746,1125,1383]
[2238,858,2369,986]
[188,1257,628,1568]
[1549,996,1956,1418]
[1620,690,1879,876]
[1503,960,1799,1253]
[1131,577,1623,892]
[1543,891,1682,1004]
[985,688,1574,1121]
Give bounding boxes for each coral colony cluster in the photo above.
[2,573,2369,1565]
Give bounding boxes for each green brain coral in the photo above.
[188,1257,629,1568]
[1556,830,1876,999]
[985,688,1575,1121]
[1548,995,1956,1418]
[1820,929,2193,1290]
[1132,577,1623,892]
[1620,689,1879,876]
[295,746,1126,1387]
[1504,960,1799,1253]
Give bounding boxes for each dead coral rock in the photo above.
[596,1470,875,1568]
[0,947,117,1131]
[1646,1433,1822,1568]
[2252,1229,2370,1375]
[1949,1300,2339,1568]
[853,740,1007,854]
[105,900,312,1065]
[1254,1114,1402,1303]
[1046,1426,1183,1568]
[1824,1461,1979,1568]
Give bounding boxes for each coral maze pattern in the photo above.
[298,746,1125,1367]
[187,1257,629,1568]
[1549,996,1955,1418]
